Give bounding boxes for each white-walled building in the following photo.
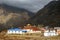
[44,30,58,37]
[54,27,60,34]
[7,28,27,34]
[23,29,41,33]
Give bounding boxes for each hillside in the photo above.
[0,30,60,40]
[0,4,34,31]
[27,1,60,27]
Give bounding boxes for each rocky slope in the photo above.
[27,1,60,27]
[0,4,34,31]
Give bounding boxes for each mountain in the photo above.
[0,4,34,31]
[27,1,60,27]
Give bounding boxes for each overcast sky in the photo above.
[0,0,52,13]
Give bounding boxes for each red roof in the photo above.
[23,26,40,31]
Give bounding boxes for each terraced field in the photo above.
[0,31,60,40]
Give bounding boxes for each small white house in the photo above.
[44,30,58,37]
[7,28,27,34]
[54,27,60,34]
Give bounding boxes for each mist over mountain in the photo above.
[0,4,34,31]
[0,0,52,13]
[27,1,60,27]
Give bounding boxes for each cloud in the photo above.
[0,0,52,13]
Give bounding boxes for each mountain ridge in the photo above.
[27,1,60,27]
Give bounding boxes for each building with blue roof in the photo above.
[7,28,27,34]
